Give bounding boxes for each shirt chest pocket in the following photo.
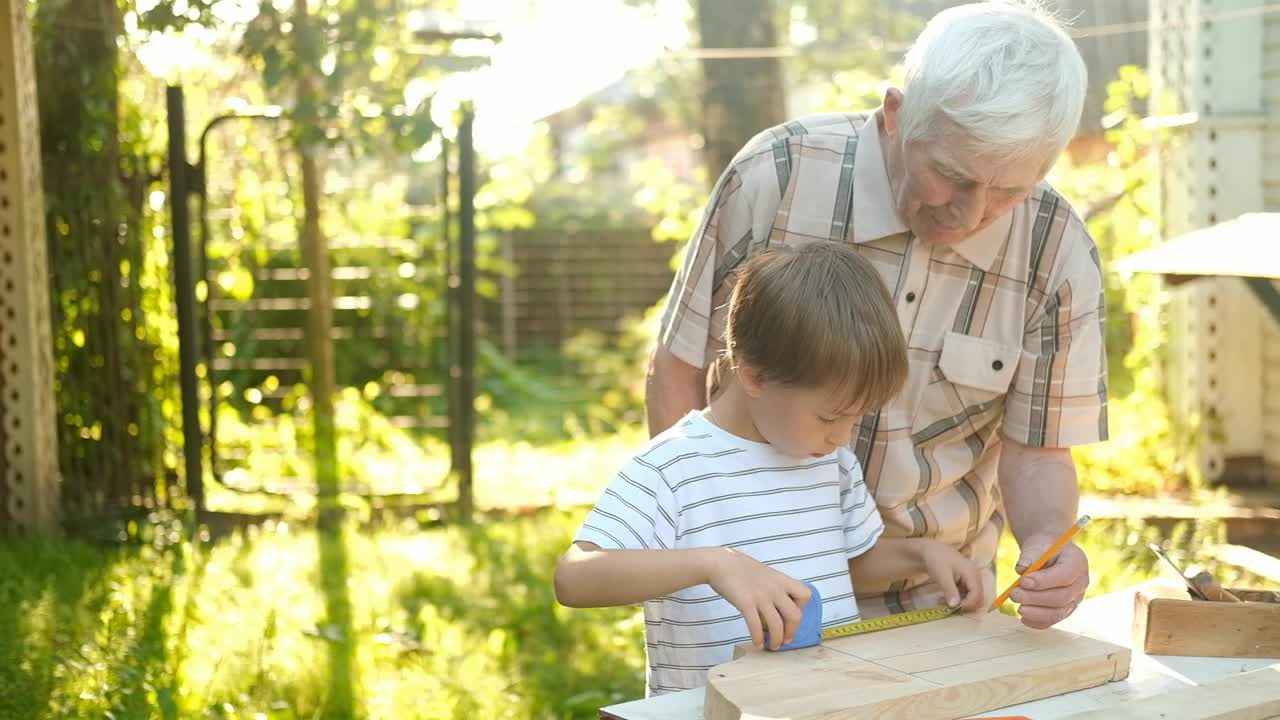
[911,331,1021,438]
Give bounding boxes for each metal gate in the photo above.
[165,86,475,516]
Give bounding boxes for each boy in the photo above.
[554,243,985,696]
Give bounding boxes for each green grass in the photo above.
[5,508,1274,719]
[204,425,646,517]
[0,509,644,720]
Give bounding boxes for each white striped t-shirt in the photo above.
[574,410,884,695]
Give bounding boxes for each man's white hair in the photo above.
[897,1,1088,167]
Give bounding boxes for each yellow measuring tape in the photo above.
[820,605,957,641]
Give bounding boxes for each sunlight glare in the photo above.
[446,0,689,156]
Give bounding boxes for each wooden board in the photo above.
[703,611,1130,720]
[1133,585,1280,658]
[1062,663,1280,720]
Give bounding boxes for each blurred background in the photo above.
[2,0,1279,718]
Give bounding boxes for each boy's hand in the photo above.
[702,548,812,651]
[919,540,985,613]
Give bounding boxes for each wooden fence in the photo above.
[486,228,676,354]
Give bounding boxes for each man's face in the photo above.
[882,92,1048,246]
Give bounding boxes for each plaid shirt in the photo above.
[657,111,1108,616]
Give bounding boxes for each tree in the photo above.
[690,0,921,178]
[695,0,787,178]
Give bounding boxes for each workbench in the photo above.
[599,580,1280,719]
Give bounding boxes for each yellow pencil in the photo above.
[990,514,1091,612]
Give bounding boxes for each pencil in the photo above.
[989,514,1091,612]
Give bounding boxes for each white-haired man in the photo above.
[647,1,1103,630]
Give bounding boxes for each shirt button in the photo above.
[905,291,917,303]
[992,360,1004,371]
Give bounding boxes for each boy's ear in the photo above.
[737,364,768,397]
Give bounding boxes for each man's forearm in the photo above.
[998,437,1079,546]
[645,345,706,437]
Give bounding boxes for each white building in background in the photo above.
[1149,0,1280,488]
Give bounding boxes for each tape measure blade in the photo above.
[820,606,955,640]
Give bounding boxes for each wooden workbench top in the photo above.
[599,580,1280,720]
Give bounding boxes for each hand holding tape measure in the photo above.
[766,581,959,651]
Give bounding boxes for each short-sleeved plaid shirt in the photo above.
[657,111,1108,617]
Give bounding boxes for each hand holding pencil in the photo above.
[992,515,1091,628]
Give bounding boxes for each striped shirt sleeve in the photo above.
[838,450,884,559]
[1005,232,1110,448]
[574,456,678,551]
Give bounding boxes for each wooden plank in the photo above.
[864,629,1034,672]
[914,633,1123,685]
[1061,664,1280,720]
[599,688,705,720]
[705,645,942,719]
[0,0,62,533]
[1208,545,1280,584]
[1133,588,1280,658]
[703,611,1129,720]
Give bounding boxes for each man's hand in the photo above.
[997,437,1088,630]
[704,548,812,651]
[919,540,986,613]
[1010,537,1089,629]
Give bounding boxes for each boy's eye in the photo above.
[818,417,837,425]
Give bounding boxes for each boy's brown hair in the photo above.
[724,242,908,414]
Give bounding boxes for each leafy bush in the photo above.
[1053,66,1196,495]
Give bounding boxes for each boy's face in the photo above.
[743,377,865,458]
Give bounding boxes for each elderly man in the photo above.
[647,1,1103,630]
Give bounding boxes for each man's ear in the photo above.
[737,363,768,398]
[882,87,904,137]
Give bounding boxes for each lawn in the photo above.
[4,437,1274,720]
[1,508,644,720]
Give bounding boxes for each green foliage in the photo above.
[204,147,453,429]
[205,383,645,513]
[783,1,916,112]
[32,0,182,519]
[1050,66,1194,495]
[210,0,442,153]
[782,0,920,76]
[559,304,665,434]
[996,516,1272,599]
[123,1,547,492]
[631,157,708,246]
[0,511,645,719]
